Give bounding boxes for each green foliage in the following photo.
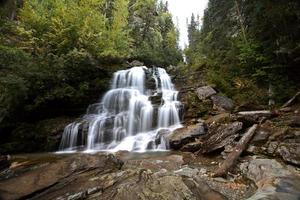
[0,0,182,152]
[185,0,300,105]
[129,0,182,65]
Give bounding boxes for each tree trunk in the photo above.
[281,91,300,108]
[213,124,258,177]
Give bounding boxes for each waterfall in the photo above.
[58,66,183,152]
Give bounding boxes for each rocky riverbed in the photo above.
[0,149,299,200]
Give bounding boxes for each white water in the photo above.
[59,66,182,152]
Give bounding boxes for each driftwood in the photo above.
[281,91,300,108]
[213,124,258,177]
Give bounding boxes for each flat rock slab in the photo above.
[168,123,207,150]
[0,154,123,200]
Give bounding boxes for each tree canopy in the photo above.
[185,0,300,104]
[0,0,182,133]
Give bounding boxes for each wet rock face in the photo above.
[240,157,300,200]
[155,129,171,146]
[167,122,207,150]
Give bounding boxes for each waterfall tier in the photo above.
[59,66,183,152]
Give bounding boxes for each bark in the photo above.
[213,124,258,177]
[281,91,300,108]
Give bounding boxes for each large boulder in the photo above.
[210,95,235,112]
[277,142,300,166]
[240,157,300,200]
[196,86,217,100]
[167,123,207,150]
[200,122,243,153]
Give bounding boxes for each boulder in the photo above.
[200,122,243,154]
[210,95,234,112]
[196,86,217,100]
[205,113,231,125]
[277,142,300,166]
[167,123,207,150]
[128,60,144,67]
[240,158,300,200]
[181,140,203,152]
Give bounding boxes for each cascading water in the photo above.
[59,66,183,152]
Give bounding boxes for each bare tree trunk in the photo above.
[234,0,247,43]
[213,124,258,177]
[281,91,300,108]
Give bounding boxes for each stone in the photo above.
[267,141,280,154]
[210,95,235,112]
[200,122,243,153]
[251,127,271,143]
[196,86,217,100]
[174,166,199,177]
[205,113,231,125]
[277,142,300,166]
[168,123,207,150]
[240,158,300,200]
[289,116,300,127]
[0,154,123,200]
[128,60,144,67]
[107,171,227,200]
[181,140,203,152]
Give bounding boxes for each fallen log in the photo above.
[237,110,273,116]
[213,124,258,177]
[236,110,277,125]
[281,91,300,108]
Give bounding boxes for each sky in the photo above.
[165,0,209,48]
